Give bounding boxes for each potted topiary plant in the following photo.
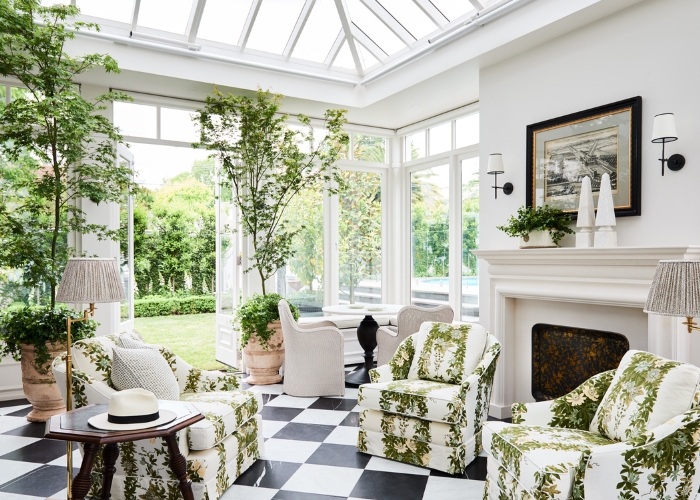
[497,205,574,248]
[0,307,96,422]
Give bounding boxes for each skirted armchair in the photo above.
[482,350,700,499]
[357,322,501,474]
[52,332,264,500]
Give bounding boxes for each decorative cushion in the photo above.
[72,336,119,386]
[589,350,700,441]
[116,335,158,350]
[407,322,487,384]
[111,346,180,401]
[358,378,464,424]
[180,390,263,450]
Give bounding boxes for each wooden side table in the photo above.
[45,401,204,500]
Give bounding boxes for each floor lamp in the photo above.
[55,258,126,499]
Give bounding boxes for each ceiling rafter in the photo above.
[358,0,414,45]
[186,0,207,43]
[469,0,485,11]
[130,0,142,32]
[324,31,345,67]
[350,25,386,61]
[284,0,317,61]
[238,0,263,50]
[411,0,448,28]
[334,0,364,76]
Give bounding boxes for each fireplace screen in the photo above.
[532,323,629,401]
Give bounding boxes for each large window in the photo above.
[462,156,479,321]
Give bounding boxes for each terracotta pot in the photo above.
[242,321,284,385]
[20,342,66,422]
[519,230,557,249]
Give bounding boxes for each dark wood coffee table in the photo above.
[44,401,204,500]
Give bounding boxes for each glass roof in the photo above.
[59,0,521,80]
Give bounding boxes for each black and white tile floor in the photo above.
[0,366,491,500]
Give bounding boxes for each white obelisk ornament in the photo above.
[576,176,595,248]
[594,173,617,247]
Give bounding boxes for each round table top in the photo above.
[322,304,404,316]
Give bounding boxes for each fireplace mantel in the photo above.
[474,246,700,418]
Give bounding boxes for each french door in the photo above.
[118,144,135,333]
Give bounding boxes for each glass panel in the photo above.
[113,102,157,139]
[405,131,425,160]
[358,43,380,70]
[0,86,4,111]
[376,0,437,39]
[119,157,133,323]
[197,0,253,45]
[292,0,341,63]
[219,185,236,315]
[281,187,324,317]
[138,0,193,34]
[347,0,403,56]
[461,157,479,321]
[77,0,135,23]
[430,0,475,21]
[456,113,479,149]
[411,164,450,307]
[333,41,356,70]
[353,134,385,163]
[160,107,199,143]
[339,171,382,305]
[429,122,451,156]
[10,87,32,101]
[246,0,305,54]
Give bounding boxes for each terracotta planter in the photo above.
[20,342,66,422]
[519,230,557,249]
[242,321,284,385]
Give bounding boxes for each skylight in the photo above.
[76,0,134,24]
[246,0,305,54]
[138,0,194,34]
[376,0,437,40]
[347,0,404,56]
[197,0,254,46]
[430,0,476,21]
[333,41,356,70]
[292,0,342,63]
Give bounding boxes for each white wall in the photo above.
[478,0,700,333]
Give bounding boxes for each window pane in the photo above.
[138,0,193,34]
[430,0,475,21]
[347,0,404,56]
[160,107,199,143]
[333,41,356,70]
[119,158,132,323]
[198,0,253,45]
[456,113,479,149]
[339,171,382,305]
[77,0,134,23]
[405,131,425,160]
[219,185,236,315]
[292,0,341,63]
[357,43,380,71]
[462,157,479,321]
[316,127,348,159]
[114,102,157,139]
[429,122,451,155]
[353,134,385,163]
[411,164,450,307]
[377,0,437,39]
[246,0,305,54]
[281,187,324,317]
[0,86,4,111]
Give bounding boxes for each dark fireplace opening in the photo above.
[532,323,629,401]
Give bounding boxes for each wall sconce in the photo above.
[651,113,685,176]
[487,153,513,199]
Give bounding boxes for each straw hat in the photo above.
[88,388,177,431]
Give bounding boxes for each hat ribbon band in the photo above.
[108,411,160,424]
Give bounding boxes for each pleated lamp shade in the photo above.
[55,258,126,304]
[644,260,700,317]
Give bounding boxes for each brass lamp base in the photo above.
[683,316,700,333]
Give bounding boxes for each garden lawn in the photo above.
[134,313,228,371]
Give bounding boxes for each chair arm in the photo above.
[511,401,555,425]
[369,364,393,383]
[461,339,501,431]
[377,326,398,337]
[371,335,416,383]
[52,354,115,408]
[183,368,241,393]
[576,406,700,499]
[299,320,336,329]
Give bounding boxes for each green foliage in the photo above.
[196,88,348,295]
[0,0,134,307]
[0,306,96,373]
[285,188,324,291]
[497,205,574,246]
[130,295,216,318]
[353,135,385,163]
[411,169,450,277]
[236,293,299,350]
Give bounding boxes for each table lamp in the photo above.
[55,258,126,499]
[644,260,700,333]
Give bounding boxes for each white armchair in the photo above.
[376,305,454,366]
[278,299,345,397]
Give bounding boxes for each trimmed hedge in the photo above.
[126,295,216,318]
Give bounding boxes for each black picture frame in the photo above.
[526,96,642,219]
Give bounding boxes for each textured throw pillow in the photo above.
[117,335,159,350]
[111,346,180,401]
[590,350,700,441]
[407,322,487,385]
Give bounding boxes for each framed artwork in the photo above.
[526,96,642,218]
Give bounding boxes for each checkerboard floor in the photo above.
[0,366,492,500]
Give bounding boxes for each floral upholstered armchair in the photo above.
[356,322,501,474]
[483,350,700,500]
[52,332,264,500]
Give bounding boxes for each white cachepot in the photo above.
[519,230,556,249]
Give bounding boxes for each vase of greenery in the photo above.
[196,89,347,384]
[0,1,133,418]
[497,205,574,248]
[0,307,96,421]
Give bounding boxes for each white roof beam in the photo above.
[334,0,364,76]
[350,25,386,61]
[186,0,207,43]
[324,31,345,67]
[284,0,316,61]
[238,0,263,50]
[130,0,141,32]
[358,0,414,45]
[469,0,484,10]
[412,0,448,28]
